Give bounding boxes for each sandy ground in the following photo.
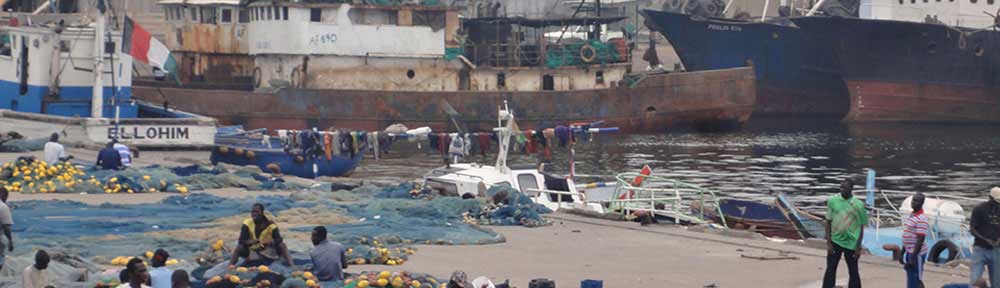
[384,213,970,287]
[0,148,975,286]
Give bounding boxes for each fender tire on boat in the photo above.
[233,148,245,157]
[245,150,256,159]
[580,44,598,63]
[217,146,229,154]
[929,240,959,263]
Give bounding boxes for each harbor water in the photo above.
[474,117,1000,210]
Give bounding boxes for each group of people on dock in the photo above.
[43,133,133,171]
[822,178,1000,288]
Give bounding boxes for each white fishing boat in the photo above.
[421,101,606,213]
[421,102,728,226]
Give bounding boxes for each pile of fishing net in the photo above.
[13,194,304,239]
[545,39,621,68]
[463,185,552,227]
[0,137,47,152]
[0,158,306,194]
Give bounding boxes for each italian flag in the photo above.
[122,16,179,83]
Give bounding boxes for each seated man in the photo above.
[309,226,346,281]
[228,203,294,267]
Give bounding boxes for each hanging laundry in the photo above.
[555,125,571,147]
[323,132,333,160]
[368,132,379,160]
[524,130,537,154]
[449,133,466,160]
[476,133,491,156]
[339,130,351,156]
[428,133,440,153]
[377,132,392,155]
[542,128,555,160]
[350,131,360,157]
[463,133,472,157]
[438,133,451,156]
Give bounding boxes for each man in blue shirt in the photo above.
[96,141,122,170]
[309,226,346,281]
[148,249,172,288]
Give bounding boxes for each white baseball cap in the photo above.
[991,187,1000,203]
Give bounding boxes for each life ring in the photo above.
[928,240,959,263]
[580,44,598,63]
[245,150,256,159]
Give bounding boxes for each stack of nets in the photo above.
[0,159,306,194]
[545,39,621,68]
[0,137,47,152]
[470,184,552,227]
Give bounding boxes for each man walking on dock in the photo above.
[902,193,928,288]
[822,179,867,288]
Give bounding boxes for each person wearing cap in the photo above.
[149,249,172,288]
[969,187,1000,287]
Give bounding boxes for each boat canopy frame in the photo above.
[606,172,728,227]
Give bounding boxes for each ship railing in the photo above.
[466,41,630,68]
[862,187,976,260]
[605,172,726,227]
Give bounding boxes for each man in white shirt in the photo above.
[0,187,13,272]
[22,250,50,288]
[113,141,132,168]
[42,134,68,165]
[148,249,172,288]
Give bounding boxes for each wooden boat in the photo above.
[211,126,365,179]
[692,198,802,239]
[775,193,827,239]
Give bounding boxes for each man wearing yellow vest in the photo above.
[228,203,295,267]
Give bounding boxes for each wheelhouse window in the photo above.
[517,174,539,195]
[0,32,11,57]
[238,9,249,23]
[200,7,217,24]
[310,8,322,22]
[221,8,233,23]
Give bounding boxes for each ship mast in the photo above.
[90,2,106,118]
[494,101,513,174]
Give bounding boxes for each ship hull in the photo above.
[134,67,757,133]
[793,17,1000,124]
[641,10,849,117]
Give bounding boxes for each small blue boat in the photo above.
[211,127,365,179]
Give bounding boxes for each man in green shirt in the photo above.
[822,179,868,288]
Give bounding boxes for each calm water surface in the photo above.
[498,117,1000,210]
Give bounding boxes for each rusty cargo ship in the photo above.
[793,13,1000,124]
[134,0,756,132]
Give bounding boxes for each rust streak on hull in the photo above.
[844,80,1000,124]
[135,67,757,132]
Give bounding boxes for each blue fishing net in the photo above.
[0,137,47,152]
[0,161,307,194]
[12,194,306,239]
